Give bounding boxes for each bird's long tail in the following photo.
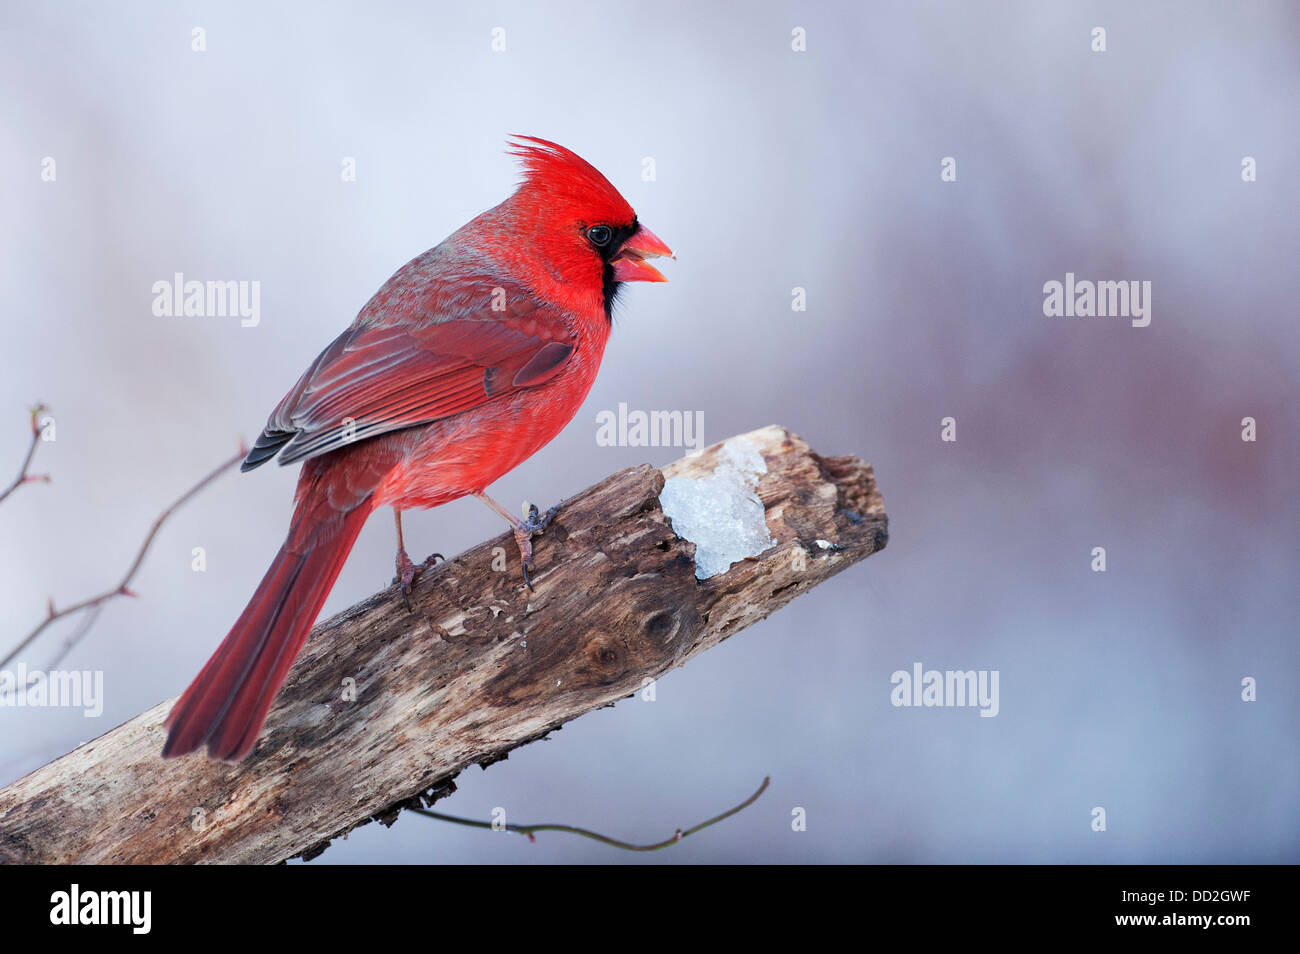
[163,479,375,762]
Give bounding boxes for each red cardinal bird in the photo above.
[163,137,672,761]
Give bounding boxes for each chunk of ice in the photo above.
[659,437,776,579]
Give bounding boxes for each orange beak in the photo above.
[611,224,674,283]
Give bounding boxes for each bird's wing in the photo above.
[241,286,577,471]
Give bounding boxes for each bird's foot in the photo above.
[393,549,444,612]
[521,502,561,535]
[513,503,561,591]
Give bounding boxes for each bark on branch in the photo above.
[0,425,887,864]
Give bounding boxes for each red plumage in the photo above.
[163,137,672,761]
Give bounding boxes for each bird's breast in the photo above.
[376,322,608,510]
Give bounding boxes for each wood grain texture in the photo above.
[0,425,887,864]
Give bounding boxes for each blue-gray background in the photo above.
[1,1,1296,863]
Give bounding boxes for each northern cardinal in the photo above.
[163,137,672,761]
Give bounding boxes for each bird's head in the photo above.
[500,136,673,319]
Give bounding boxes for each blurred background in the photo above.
[1,0,1296,863]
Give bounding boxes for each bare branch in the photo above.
[1,445,246,669]
[0,404,51,507]
[412,776,770,851]
[0,426,887,864]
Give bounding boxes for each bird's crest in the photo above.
[506,135,634,221]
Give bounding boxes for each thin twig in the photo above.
[2,445,246,669]
[410,776,770,851]
[0,404,51,507]
[44,603,104,671]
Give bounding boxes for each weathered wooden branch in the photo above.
[0,425,887,864]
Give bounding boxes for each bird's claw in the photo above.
[393,552,445,613]
[512,502,560,591]
[521,503,560,535]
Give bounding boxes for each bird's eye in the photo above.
[586,225,613,247]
